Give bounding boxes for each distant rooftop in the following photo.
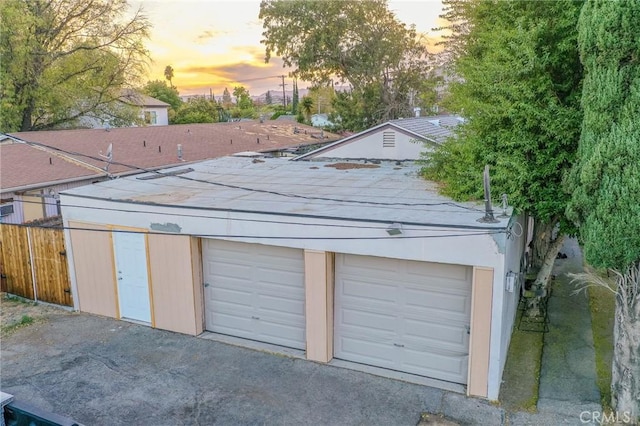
[2,121,341,192]
[389,115,465,144]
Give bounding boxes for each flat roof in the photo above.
[62,157,510,230]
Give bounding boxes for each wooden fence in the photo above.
[0,224,72,306]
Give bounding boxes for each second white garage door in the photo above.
[202,239,306,350]
[334,254,472,384]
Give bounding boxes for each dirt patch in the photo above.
[324,162,380,170]
[417,413,460,425]
[0,293,71,338]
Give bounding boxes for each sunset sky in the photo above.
[135,0,445,96]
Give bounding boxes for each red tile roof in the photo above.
[2,121,339,191]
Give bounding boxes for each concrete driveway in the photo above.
[2,312,451,426]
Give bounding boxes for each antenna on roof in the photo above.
[99,143,113,172]
[498,193,510,218]
[477,165,499,223]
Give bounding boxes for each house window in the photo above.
[144,111,157,125]
[0,202,14,217]
[383,131,395,148]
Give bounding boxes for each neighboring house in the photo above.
[296,115,464,161]
[0,121,341,224]
[59,155,527,401]
[77,92,170,129]
[311,113,334,128]
[131,93,170,126]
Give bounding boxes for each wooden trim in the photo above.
[467,266,494,398]
[108,227,121,319]
[304,249,333,363]
[144,233,156,328]
[190,237,204,335]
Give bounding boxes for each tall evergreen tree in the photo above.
[567,1,640,418]
[423,0,584,299]
[265,90,273,105]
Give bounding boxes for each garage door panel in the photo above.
[339,337,397,366]
[403,349,468,381]
[335,254,472,384]
[404,322,469,349]
[259,296,305,317]
[208,312,253,335]
[340,278,399,302]
[341,253,397,274]
[405,261,471,282]
[203,240,306,350]
[340,308,397,333]
[405,289,470,316]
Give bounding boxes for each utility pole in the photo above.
[279,75,288,108]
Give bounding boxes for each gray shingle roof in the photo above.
[389,115,464,143]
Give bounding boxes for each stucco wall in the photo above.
[499,214,527,372]
[68,221,118,318]
[148,233,202,335]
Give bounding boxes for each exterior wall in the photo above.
[59,197,505,269]
[68,221,118,317]
[468,266,494,398]
[22,193,44,222]
[148,233,201,335]
[312,128,431,160]
[142,107,169,126]
[304,250,334,362]
[499,214,527,373]
[0,193,23,224]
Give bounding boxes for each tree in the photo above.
[232,86,253,110]
[0,0,151,132]
[567,1,640,418]
[259,0,433,128]
[422,0,584,304]
[142,80,182,111]
[172,96,218,124]
[300,96,314,122]
[164,65,175,89]
[222,88,233,109]
[265,90,273,105]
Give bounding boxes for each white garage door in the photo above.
[334,254,472,384]
[202,239,306,350]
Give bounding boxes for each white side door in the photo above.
[113,231,151,323]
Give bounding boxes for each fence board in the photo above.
[30,227,72,306]
[0,224,34,299]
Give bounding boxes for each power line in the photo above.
[7,221,506,241]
